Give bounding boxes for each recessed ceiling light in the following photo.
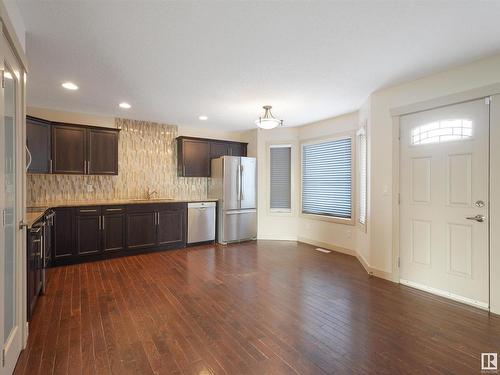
[61,82,78,90]
[119,102,131,109]
[198,115,208,121]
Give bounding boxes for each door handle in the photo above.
[466,214,485,222]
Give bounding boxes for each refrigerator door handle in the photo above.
[237,163,242,203]
[225,209,257,215]
[240,164,244,201]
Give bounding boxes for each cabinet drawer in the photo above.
[102,206,125,214]
[76,206,101,215]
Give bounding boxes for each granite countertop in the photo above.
[26,198,218,228]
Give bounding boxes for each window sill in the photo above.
[300,212,354,226]
[268,209,293,217]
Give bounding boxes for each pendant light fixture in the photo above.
[255,105,283,129]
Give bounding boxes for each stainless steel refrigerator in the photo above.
[208,156,257,244]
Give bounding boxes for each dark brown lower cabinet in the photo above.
[103,214,126,252]
[157,207,185,246]
[126,211,157,249]
[76,215,102,255]
[27,224,43,320]
[53,208,75,260]
[51,202,188,266]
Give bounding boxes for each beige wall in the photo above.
[365,53,500,313]
[28,106,116,128]
[177,125,243,142]
[253,111,361,252]
[296,113,359,253]
[369,54,500,277]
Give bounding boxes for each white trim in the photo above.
[400,279,489,310]
[390,82,500,117]
[299,130,356,225]
[357,124,367,229]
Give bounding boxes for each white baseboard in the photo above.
[400,278,489,310]
[356,253,393,281]
[297,237,356,257]
[257,235,298,241]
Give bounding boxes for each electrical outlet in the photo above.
[86,184,94,193]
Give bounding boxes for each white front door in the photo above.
[400,98,489,309]
[0,33,25,374]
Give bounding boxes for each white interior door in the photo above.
[400,98,489,309]
[0,34,24,374]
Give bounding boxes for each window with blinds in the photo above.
[301,137,352,219]
[357,129,367,225]
[270,145,291,211]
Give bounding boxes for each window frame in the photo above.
[267,142,295,215]
[300,131,356,225]
[357,126,367,230]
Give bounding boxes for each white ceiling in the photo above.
[17,1,500,131]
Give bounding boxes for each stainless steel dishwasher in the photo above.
[187,202,216,244]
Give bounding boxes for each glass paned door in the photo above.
[0,32,24,373]
[3,67,16,344]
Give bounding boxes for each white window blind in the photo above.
[270,145,291,211]
[358,130,367,225]
[302,137,352,219]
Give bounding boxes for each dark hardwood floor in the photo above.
[14,240,500,375]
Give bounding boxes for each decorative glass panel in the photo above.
[411,119,472,145]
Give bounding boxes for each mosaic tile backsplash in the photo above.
[27,118,208,206]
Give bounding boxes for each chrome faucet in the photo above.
[146,188,158,200]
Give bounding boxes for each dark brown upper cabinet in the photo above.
[228,142,246,157]
[210,141,229,159]
[27,116,120,175]
[87,128,119,175]
[178,138,211,177]
[26,116,52,173]
[177,136,247,177]
[52,124,87,174]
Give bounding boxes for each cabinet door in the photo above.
[180,139,210,177]
[157,207,186,246]
[54,208,74,260]
[76,215,102,255]
[210,141,229,159]
[52,125,86,174]
[27,229,42,320]
[103,214,125,252]
[228,142,246,157]
[88,129,119,175]
[126,212,156,249]
[26,117,51,173]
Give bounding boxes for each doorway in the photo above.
[0,33,26,374]
[399,98,489,309]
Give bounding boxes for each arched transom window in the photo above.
[411,119,472,145]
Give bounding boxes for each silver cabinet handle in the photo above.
[106,208,122,212]
[466,214,485,222]
[79,209,97,213]
[157,212,160,226]
[102,216,105,230]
